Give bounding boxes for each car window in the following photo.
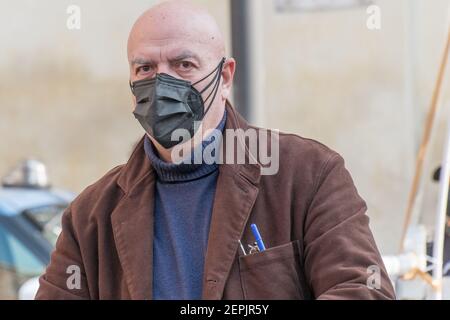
[42,212,63,246]
[23,205,64,246]
[0,223,45,299]
[0,223,45,276]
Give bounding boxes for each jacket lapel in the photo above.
[111,137,156,300]
[201,166,260,299]
[202,103,261,299]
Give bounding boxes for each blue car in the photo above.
[0,160,74,299]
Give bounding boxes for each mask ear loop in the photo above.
[200,66,221,98]
[202,61,223,101]
[193,57,226,87]
[193,57,226,116]
[202,68,222,116]
[197,58,226,117]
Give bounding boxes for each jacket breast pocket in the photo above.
[238,240,310,300]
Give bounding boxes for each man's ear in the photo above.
[220,58,236,101]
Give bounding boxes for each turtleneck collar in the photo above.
[144,109,227,183]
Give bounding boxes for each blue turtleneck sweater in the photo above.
[144,110,226,300]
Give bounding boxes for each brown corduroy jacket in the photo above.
[36,102,395,300]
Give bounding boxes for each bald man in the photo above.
[36,1,395,300]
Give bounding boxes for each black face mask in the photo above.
[130,58,226,149]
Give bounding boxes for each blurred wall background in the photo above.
[0,0,449,254]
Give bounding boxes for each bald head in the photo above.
[128,1,225,65]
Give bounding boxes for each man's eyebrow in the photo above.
[130,52,201,66]
[168,51,201,63]
[130,58,156,66]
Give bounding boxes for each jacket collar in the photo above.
[117,101,261,192]
[112,101,261,299]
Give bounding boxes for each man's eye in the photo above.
[137,66,151,74]
[178,61,194,70]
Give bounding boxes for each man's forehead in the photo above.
[128,39,211,64]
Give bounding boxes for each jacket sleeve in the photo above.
[303,153,396,300]
[35,204,90,300]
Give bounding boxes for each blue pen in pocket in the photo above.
[250,224,266,252]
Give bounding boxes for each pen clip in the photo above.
[251,223,266,251]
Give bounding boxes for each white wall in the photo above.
[0,0,449,254]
